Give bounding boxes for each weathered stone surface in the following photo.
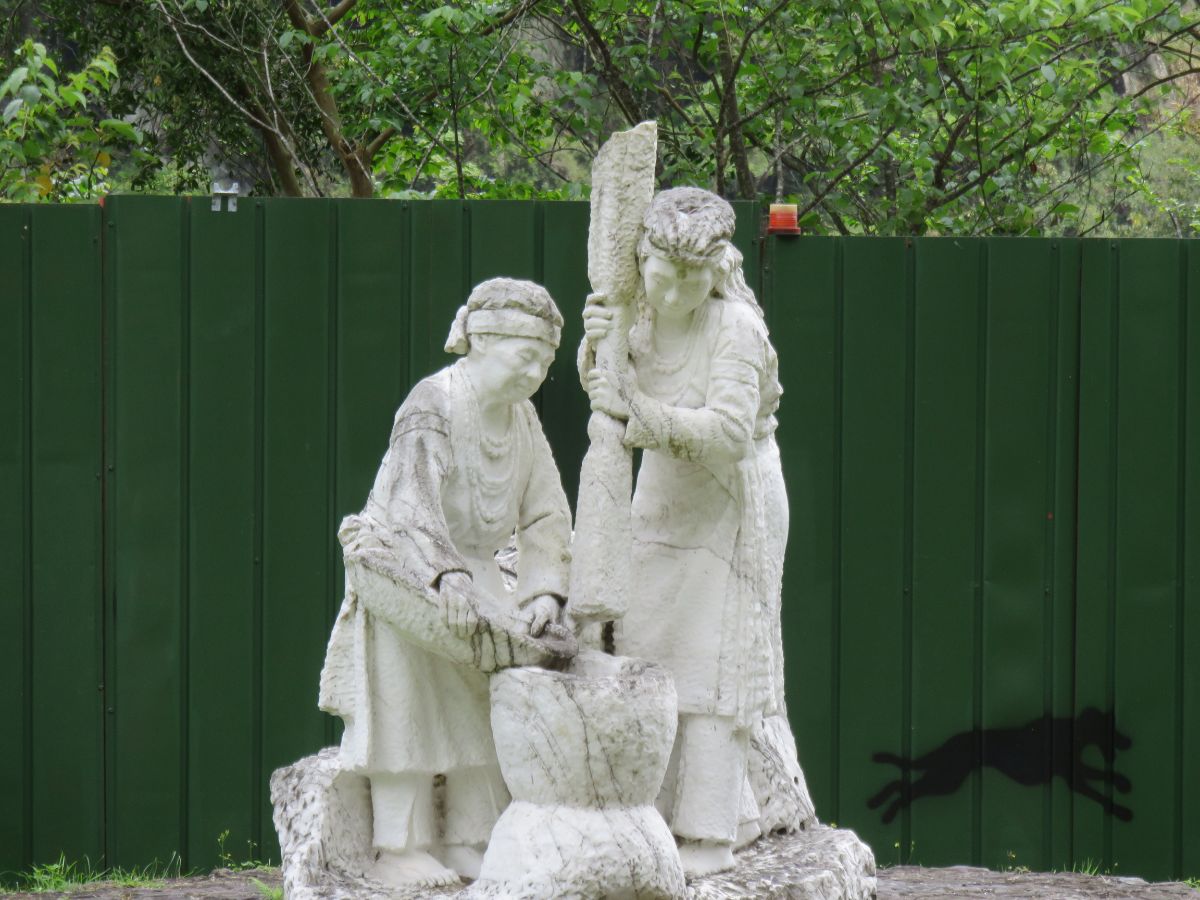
[470,651,686,899]
[271,749,871,900]
[690,828,876,900]
[269,748,383,900]
[271,750,873,900]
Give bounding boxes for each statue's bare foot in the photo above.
[678,840,736,877]
[438,843,485,879]
[371,848,459,888]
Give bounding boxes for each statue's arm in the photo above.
[623,310,762,465]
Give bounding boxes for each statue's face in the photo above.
[641,251,716,321]
[469,333,556,405]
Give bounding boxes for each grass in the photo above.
[249,877,283,900]
[0,853,184,894]
[0,833,280,896]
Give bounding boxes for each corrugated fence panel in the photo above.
[105,196,187,866]
[979,239,1066,872]
[1109,240,1186,882]
[3,203,1200,882]
[908,238,985,867]
[408,201,467,385]
[0,205,30,875]
[470,200,538,284]
[1074,238,1119,869]
[1184,241,1200,880]
[185,196,260,870]
[837,237,910,861]
[1050,240,1083,871]
[765,236,838,822]
[30,206,106,864]
[259,200,338,859]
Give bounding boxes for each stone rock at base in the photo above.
[272,749,872,900]
[690,827,877,900]
[748,715,819,835]
[269,748,386,900]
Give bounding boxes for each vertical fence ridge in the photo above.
[178,199,192,867]
[101,203,117,868]
[830,238,844,826]
[901,240,917,863]
[21,208,35,875]
[250,199,266,856]
[1174,244,1188,878]
[971,239,989,868]
[1103,242,1120,870]
[324,204,340,751]
[1041,241,1061,867]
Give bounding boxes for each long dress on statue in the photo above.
[318,360,571,814]
[610,295,815,838]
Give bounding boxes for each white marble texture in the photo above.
[579,182,822,872]
[470,651,686,899]
[316,278,577,888]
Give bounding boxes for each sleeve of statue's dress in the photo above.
[514,402,573,607]
[624,302,764,465]
[341,377,470,599]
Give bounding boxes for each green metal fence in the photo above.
[1,198,1196,882]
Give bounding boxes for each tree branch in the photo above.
[795,126,896,218]
[363,126,397,163]
[311,0,357,37]
[567,0,644,123]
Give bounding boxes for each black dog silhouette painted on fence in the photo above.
[868,707,1133,823]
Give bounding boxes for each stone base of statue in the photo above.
[271,651,686,900]
[691,826,876,900]
[270,744,873,900]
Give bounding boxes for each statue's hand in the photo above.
[586,367,632,420]
[438,571,479,639]
[523,594,561,638]
[582,293,615,344]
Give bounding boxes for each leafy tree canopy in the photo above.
[1,38,148,200]
[3,0,1199,234]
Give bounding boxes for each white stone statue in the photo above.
[272,131,874,900]
[579,186,808,877]
[317,277,575,889]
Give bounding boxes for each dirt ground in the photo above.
[3,865,1197,900]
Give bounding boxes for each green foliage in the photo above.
[0,39,148,201]
[215,828,275,871]
[13,0,1200,234]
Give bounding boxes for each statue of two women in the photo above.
[316,187,808,890]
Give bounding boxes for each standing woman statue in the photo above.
[319,278,573,889]
[581,187,803,876]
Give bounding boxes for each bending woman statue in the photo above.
[581,187,811,876]
[319,278,573,889]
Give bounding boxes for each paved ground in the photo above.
[3,864,1198,899]
[879,866,1200,899]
